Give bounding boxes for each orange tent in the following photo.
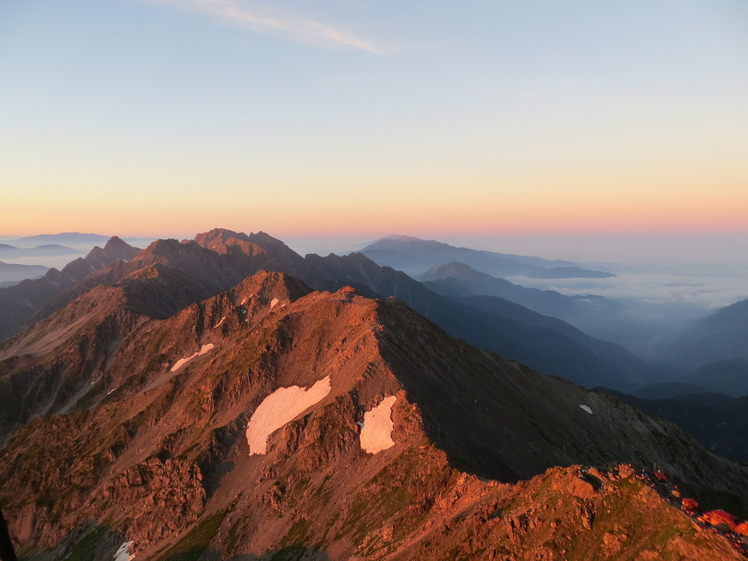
[681,498,698,511]
[699,510,739,532]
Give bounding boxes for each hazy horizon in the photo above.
[3,229,748,271]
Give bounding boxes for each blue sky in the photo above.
[1,0,747,240]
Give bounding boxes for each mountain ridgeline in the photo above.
[0,228,747,560]
[1,230,670,391]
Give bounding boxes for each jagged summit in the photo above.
[103,235,140,259]
[193,228,300,261]
[193,228,263,256]
[83,236,140,269]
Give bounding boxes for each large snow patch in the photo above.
[113,541,134,561]
[246,376,332,455]
[360,395,397,454]
[170,344,214,372]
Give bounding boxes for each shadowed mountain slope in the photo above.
[450,294,683,389]
[656,298,748,368]
[598,388,748,463]
[682,359,748,398]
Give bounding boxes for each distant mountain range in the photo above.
[655,298,748,368]
[1,230,746,559]
[8,232,111,245]
[3,232,156,252]
[0,261,49,286]
[0,243,83,258]
[0,236,140,341]
[420,260,620,322]
[683,359,748,398]
[360,235,614,279]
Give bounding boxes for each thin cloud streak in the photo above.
[157,0,385,55]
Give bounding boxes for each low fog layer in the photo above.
[512,272,748,312]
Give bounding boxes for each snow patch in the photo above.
[214,316,226,328]
[170,344,215,372]
[269,297,280,308]
[579,404,593,414]
[360,395,397,454]
[113,541,134,561]
[246,376,332,455]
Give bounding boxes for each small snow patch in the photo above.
[270,297,280,308]
[579,404,593,414]
[170,343,215,372]
[246,376,332,455]
[360,396,397,454]
[214,316,226,328]
[113,541,134,561]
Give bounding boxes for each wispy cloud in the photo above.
[157,0,385,55]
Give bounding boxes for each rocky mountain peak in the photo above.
[193,228,260,256]
[102,236,140,261]
[421,261,488,281]
[231,270,312,305]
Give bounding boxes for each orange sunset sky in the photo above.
[1,1,747,241]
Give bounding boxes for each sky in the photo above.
[2,0,747,251]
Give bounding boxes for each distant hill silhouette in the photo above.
[421,261,619,323]
[0,243,82,259]
[10,232,110,245]
[360,235,613,278]
[655,298,748,368]
[631,382,713,400]
[682,359,748,398]
[0,262,48,285]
